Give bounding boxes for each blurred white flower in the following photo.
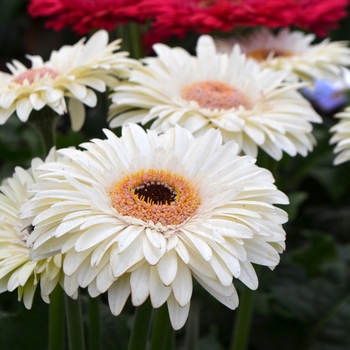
[330,107,350,164]
[0,30,137,130]
[109,35,321,160]
[215,28,350,82]
[0,149,76,308]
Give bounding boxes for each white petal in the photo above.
[29,93,46,110]
[167,293,190,330]
[16,98,32,121]
[171,260,192,307]
[150,266,172,308]
[78,30,109,64]
[75,224,120,252]
[143,232,166,265]
[68,98,85,131]
[130,263,150,306]
[111,234,144,278]
[108,274,131,315]
[157,249,178,286]
[117,225,145,253]
[238,260,258,290]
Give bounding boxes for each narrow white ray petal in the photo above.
[108,275,131,316]
[143,233,166,265]
[130,263,151,306]
[117,225,145,253]
[150,266,172,308]
[111,234,144,278]
[167,294,190,330]
[68,98,85,131]
[171,260,193,307]
[157,249,178,286]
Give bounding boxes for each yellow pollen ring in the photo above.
[13,67,59,84]
[108,169,201,227]
[247,48,293,61]
[181,80,252,110]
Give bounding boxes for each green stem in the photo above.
[184,299,199,350]
[49,285,65,350]
[301,293,350,349]
[88,297,100,350]
[27,107,59,156]
[65,294,86,350]
[116,24,130,53]
[128,299,153,350]
[150,304,174,350]
[128,22,143,59]
[230,285,256,350]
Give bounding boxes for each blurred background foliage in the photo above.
[2,1,350,349]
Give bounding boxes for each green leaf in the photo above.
[273,260,350,349]
[0,293,49,350]
[284,191,309,222]
[292,230,338,277]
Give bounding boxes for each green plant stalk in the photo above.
[184,299,199,350]
[88,297,100,350]
[301,293,350,349]
[116,24,130,53]
[230,285,256,350]
[49,286,65,350]
[128,298,153,350]
[150,304,174,350]
[27,107,59,156]
[128,22,143,59]
[257,151,279,184]
[65,294,86,350]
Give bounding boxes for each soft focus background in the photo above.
[2,1,350,349]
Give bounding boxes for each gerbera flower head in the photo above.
[109,35,322,161]
[23,124,289,329]
[0,30,137,130]
[295,0,348,36]
[0,148,76,308]
[330,107,350,165]
[215,28,350,82]
[143,0,299,46]
[28,0,146,35]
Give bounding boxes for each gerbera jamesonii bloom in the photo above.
[330,107,350,165]
[0,29,137,130]
[215,28,350,83]
[28,0,147,35]
[295,0,348,37]
[142,0,299,46]
[0,149,76,308]
[109,35,321,161]
[23,124,288,329]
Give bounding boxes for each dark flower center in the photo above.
[134,182,177,205]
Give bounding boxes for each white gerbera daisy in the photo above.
[0,148,77,308]
[108,35,321,161]
[0,30,137,130]
[215,28,350,82]
[330,107,350,165]
[23,124,288,329]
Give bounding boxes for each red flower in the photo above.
[295,0,348,36]
[28,0,146,34]
[143,0,348,45]
[143,0,300,44]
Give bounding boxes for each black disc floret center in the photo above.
[134,181,177,205]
